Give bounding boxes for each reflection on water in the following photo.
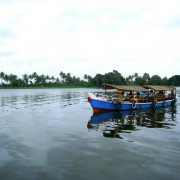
[87,107,177,140]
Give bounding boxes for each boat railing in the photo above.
[89,92,177,103]
[89,92,118,102]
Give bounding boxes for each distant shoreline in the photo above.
[0,86,96,89]
[0,85,178,90]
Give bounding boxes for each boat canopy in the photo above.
[143,85,175,91]
[102,84,149,92]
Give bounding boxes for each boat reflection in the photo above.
[87,107,177,139]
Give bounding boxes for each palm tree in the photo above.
[0,72,5,85]
[29,74,33,86]
[126,75,133,85]
[32,72,38,86]
[142,73,150,85]
[39,74,46,86]
[3,74,10,86]
[66,73,72,85]
[51,76,55,82]
[59,71,66,80]
[22,74,29,86]
[8,74,18,87]
[87,75,92,82]
[84,74,88,81]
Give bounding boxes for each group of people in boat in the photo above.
[117,90,175,103]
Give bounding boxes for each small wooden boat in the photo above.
[88,84,177,111]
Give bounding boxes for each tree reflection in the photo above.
[87,107,177,139]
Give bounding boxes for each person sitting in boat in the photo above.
[134,92,141,102]
[141,92,147,98]
[117,92,124,102]
[155,91,165,100]
[125,91,133,100]
[169,90,175,99]
[148,90,154,101]
[149,90,154,97]
[157,91,164,95]
[139,92,148,102]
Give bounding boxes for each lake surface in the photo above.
[0,88,180,180]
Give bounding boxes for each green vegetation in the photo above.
[0,70,180,88]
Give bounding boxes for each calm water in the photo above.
[0,88,180,180]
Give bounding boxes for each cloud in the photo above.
[0,0,180,79]
[167,15,180,29]
[0,51,16,57]
[0,28,15,38]
[0,0,13,5]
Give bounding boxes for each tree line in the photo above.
[0,70,180,88]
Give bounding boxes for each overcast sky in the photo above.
[0,0,180,79]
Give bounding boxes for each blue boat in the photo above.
[88,84,177,111]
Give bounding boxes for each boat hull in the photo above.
[88,97,175,111]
